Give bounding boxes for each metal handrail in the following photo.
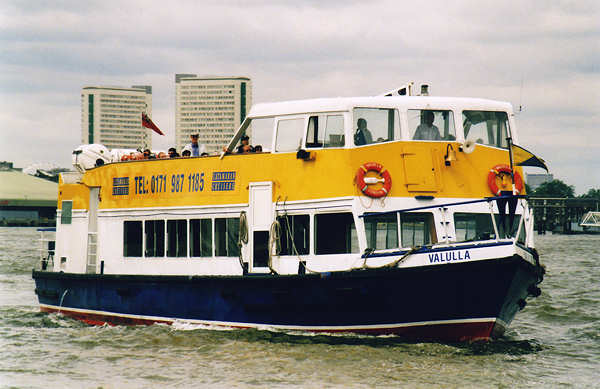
[360,194,528,218]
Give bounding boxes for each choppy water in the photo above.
[1,227,599,388]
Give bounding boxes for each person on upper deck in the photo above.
[413,111,441,141]
[236,135,253,153]
[168,147,179,158]
[354,118,373,146]
[185,134,207,157]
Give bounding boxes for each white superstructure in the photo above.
[175,75,252,154]
[81,85,153,150]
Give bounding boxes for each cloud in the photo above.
[0,0,598,193]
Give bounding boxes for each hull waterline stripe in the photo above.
[39,304,507,332]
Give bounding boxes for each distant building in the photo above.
[175,75,252,154]
[0,170,58,226]
[0,161,15,170]
[526,173,554,190]
[81,85,153,150]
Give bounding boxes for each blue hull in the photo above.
[33,255,543,341]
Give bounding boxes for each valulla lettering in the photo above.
[429,250,471,264]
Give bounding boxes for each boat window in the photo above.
[215,217,240,257]
[315,213,359,255]
[401,213,436,247]
[454,213,495,242]
[123,221,143,257]
[277,215,310,255]
[364,213,399,250]
[275,118,304,152]
[189,219,213,257]
[245,117,274,152]
[61,201,72,224]
[463,111,510,148]
[353,108,400,146]
[145,220,165,257]
[408,110,455,141]
[306,114,345,148]
[167,219,187,257]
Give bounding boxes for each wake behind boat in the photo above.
[33,83,545,341]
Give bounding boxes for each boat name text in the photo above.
[428,250,471,264]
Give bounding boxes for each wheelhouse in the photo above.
[226,96,517,153]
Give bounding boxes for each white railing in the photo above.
[37,228,56,271]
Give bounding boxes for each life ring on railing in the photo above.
[487,164,523,195]
[356,162,392,198]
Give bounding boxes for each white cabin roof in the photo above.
[248,96,513,118]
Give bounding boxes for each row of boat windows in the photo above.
[247,109,510,152]
[60,200,523,255]
[120,211,517,259]
[365,212,523,250]
[122,213,361,258]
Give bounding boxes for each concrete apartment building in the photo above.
[81,85,153,150]
[526,173,554,190]
[175,75,252,153]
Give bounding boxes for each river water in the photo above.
[1,227,598,388]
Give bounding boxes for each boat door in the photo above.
[248,182,273,273]
[86,187,99,274]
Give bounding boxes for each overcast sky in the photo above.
[1,0,598,193]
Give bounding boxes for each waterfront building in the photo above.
[81,85,153,150]
[175,75,252,154]
[526,173,554,190]
[0,169,57,226]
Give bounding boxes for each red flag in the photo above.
[141,112,164,136]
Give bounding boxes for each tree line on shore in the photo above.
[526,179,600,199]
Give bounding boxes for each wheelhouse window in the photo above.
[401,212,436,247]
[277,215,310,255]
[61,201,72,224]
[145,220,165,257]
[190,219,213,257]
[167,219,187,257]
[353,108,400,146]
[275,118,304,152]
[408,110,456,141]
[215,217,240,257]
[463,111,510,148]
[454,213,495,242]
[123,221,142,257]
[246,117,274,152]
[306,114,345,148]
[315,213,358,255]
[364,213,399,250]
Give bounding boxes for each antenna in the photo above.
[518,77,524,113]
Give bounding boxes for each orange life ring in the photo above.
[356,162,392,198]
[487,164,523,195]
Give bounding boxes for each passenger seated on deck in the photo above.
[413,111,441,140]
[168,147,179,158]
[254,145,263,152]
[354,118,373,146]
[182,149,191,157]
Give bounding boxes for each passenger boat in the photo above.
[33,83,546,341]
